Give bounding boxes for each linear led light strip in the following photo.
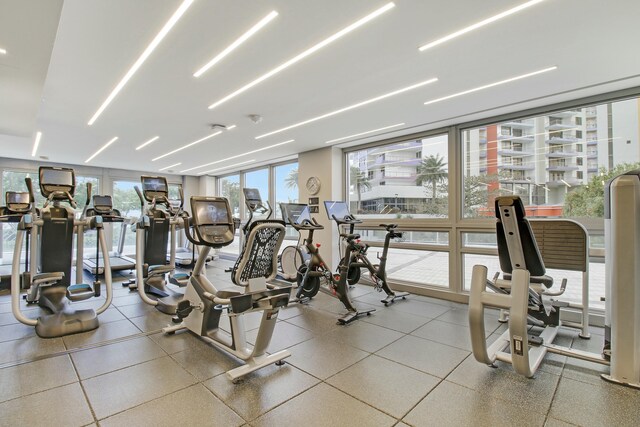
[181,139,294,173]
[194,11,278,78]
[31,132,42,156]
[87,0,194,125]
[159,162,181,171]
[198,159,257,176]
[86,137,118,163]
[419,0,547,52]
[424,66,557,106]
[208,2,395,110]
[152,131,222,161]
[256,77,437,140]
[0,48,6,55]
[136,136,160,150]
[325,123,405,144]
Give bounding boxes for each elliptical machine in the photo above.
[1,190,34,290]
[129,176,189,314]
[12,167,113,338]
[164,196,292,382]
[324,201,409,306]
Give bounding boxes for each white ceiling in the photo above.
[1,0,640,175]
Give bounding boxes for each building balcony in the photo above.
[545,136,579,144]
[546,179,581,188]
[546,165,579,172]
[479,138,487,145]
[586,153,597,159]
[479,151,487,158]
[587,167,598,173]
[586,124,598,130]
[498,134,535,142]
[546,123,577,131]
[545,151,579,158]
[499,178,531,184]
[501,121,535,128]
[498,164,535,171]
[498,149,534,156]
[548,110,578,118]
[587,140,598,145]
[585,108,597,116]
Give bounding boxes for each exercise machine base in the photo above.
[381,291,409,306]
[338,308,375,325]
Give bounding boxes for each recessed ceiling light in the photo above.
[136,136,160,150]
[194,11,278,78]
[198,159,257,175]
[208,2,396,110]
[325,123,405,144]
[87,0,194,125]
[423,66,556,106]
[256,78,437,140]
[159,162,182,171]
[418,0,547,52]
[181,139,294,173]
[152,131,222,162]
[31,132,42,157]
[85,137,118,163]
[0,48,6,55]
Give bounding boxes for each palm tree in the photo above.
[350,166,371,212]
[416,154,448,203]
[284,168,298,189]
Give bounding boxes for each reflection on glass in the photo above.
[347,134,449,218]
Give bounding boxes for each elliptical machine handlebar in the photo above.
[182,217,200,246]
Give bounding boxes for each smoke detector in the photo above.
[247,114,262,124]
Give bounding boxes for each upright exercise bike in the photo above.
[164,196,292,382]
[281,203,375,325]
[324,201,409,306]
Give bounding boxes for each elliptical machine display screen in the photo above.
[39,167,75,197]
[142,177,168,194]
[243,188,262,202]
[324,201,350,221]
[194,201,231,225]
[192,198,234,245]
[6,192,30,213]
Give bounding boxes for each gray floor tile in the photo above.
[0,355,77,403]
[170,337,241,381]
[549,377,640,427]
[0,321,37,342]
[436,307,501,333]
[204,364,318,421]
[252,383,395,427]
[447,355,560,413]
[403,380,545,427]
[71,336,166,379]
[116,302,157,318]
[386,299,450,319]
[276,303,307,321]
[246,320,314,354]
[544,418,578,427]
[62,319,141,349]
[97,307,127,324]
[82,356,197,419]
[0,383,94,427]
[410,319,472,351]
[361,306,431,334]
[129,310,174,332]
[323,320,404,353]
[100,384,244,427]
[147,329,213,354]
[327,354,439,419]
[0,335,65,365]
[377,335,469,378]
[285,335,369,379]
[111,293,146,307]
[285,307,341,335]
[562,334,609,386]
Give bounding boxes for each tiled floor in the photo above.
[0,260,639,427]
